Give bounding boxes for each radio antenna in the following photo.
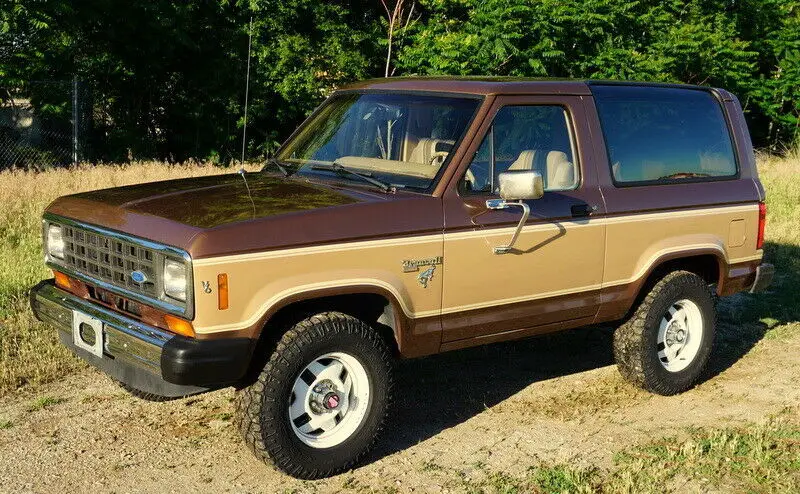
[240,15,253,165]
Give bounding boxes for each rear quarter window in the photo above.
[592,86,737,185]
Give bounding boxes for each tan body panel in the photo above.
[191,235,444,334]
[602,204,761,288]
[441,220,604,341]
[188,203,761,351]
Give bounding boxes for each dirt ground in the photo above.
[1,322,798,494]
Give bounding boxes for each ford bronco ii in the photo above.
[31,78,773,479]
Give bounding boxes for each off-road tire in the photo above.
[234,312,393,479]
[613,270,716,395]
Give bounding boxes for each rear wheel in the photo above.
[235,312,393,479]
[614,270,716,395]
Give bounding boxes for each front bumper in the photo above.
[30,280,254,398]
[749,263,775,294]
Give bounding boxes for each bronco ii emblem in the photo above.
[401,256,443,273]
[418,266,435,288]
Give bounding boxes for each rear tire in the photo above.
[614,270,716,395]
[234,312,393,479]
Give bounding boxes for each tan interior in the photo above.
[507,149,576,190]
[404,138,455,165]
[336,156,438,178]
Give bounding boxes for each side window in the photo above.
[593,86,737,184]
[462,105,579,195]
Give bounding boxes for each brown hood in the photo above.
[46,172,443,259]
[65,173,363,229]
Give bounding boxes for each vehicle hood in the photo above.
[61,173,364,229]
[47,173,396,250]
[45,172,424,257]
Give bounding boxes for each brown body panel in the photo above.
[42,78,767,362]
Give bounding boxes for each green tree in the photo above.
[750,1,800,147]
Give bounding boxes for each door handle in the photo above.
[571,203,597,218]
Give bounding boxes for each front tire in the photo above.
[235,312,393,479]
[614,270,716,395]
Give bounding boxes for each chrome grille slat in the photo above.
[43,213,193,318]
[61,223,159,298]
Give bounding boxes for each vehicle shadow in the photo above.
[367,239,796,463]
[705,240,799,379]
[370,325,615,460]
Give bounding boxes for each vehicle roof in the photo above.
[338,77,714,97]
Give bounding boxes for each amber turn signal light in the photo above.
[163,314,196,338]
[218,273,229,310]
[54,271,71,290]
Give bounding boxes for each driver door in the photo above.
[440,95,606,346]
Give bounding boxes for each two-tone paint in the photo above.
[42,78,766,363]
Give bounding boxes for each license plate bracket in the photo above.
[72,310,104,358]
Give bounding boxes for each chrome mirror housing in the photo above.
[485,171,543,254]
[498,170,544,201]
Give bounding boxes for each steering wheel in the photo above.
[428,151,450,168]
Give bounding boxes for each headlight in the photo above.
[163,259,187,302]
[46,224,65,260]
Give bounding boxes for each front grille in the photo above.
[61,223,158,298]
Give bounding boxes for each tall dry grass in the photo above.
[0,157,798,395]
[0,162,251,394]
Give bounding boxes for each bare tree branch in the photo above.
[380,0,415,78]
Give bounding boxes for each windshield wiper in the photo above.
[262,157,290,177]
[311,162,393,193]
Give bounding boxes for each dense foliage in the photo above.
[1,0,798,162]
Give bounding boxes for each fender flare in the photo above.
[247,282,415,352]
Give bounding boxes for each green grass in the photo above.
[721,151,800,329]
[427,414,800,493]
[27,395,66,412]
[0,419,12,429]
[0,162,248,394]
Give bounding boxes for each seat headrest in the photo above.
[508,149,574,190]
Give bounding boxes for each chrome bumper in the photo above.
[30,280,250,398]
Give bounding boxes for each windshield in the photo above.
[278,93,480,190]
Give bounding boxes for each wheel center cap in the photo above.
[666,322,686,346]
[323,392,340,410]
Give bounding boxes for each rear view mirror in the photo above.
[484,171,544,254]
[497,170,544,201]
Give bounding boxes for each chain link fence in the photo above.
[0,80,89,170]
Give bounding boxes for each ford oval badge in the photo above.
[131,270,148,284]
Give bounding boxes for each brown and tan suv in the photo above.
[31,78,773,479]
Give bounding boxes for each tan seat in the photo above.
[407,138,454,165]
[507,150,575,190]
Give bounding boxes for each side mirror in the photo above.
[498,170,544,201]
[484,171,544,254]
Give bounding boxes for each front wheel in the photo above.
[235,312,393,479]
[614,270,716,395]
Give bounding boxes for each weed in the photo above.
[27,395,65,411]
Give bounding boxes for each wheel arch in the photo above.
[600,247,726,324]
[627,248,725,317]
[237,284,412,385]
